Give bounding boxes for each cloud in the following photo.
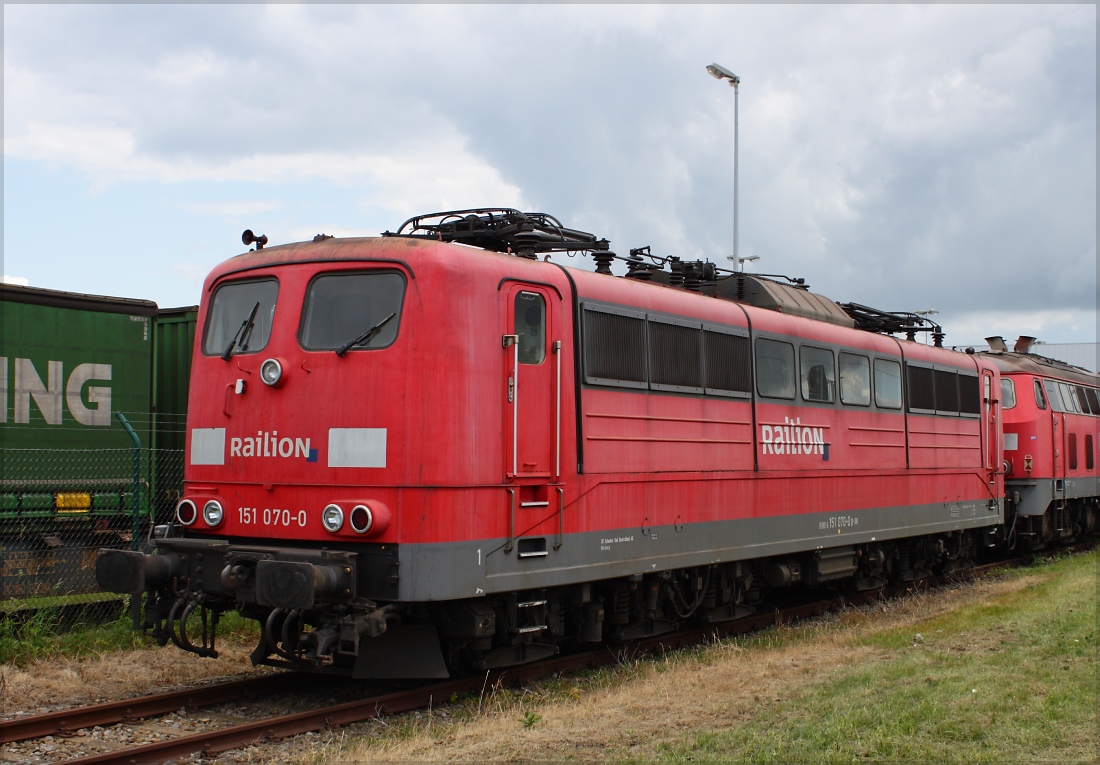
[6,126,525,216]
[2,275,31,286]
[946,308,1099,347]
[180,200,284,218]
[3,4,1094,340]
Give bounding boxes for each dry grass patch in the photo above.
[0,641,268,716]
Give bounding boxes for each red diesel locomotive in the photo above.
[979,337,1100,547]
[96,209,1084,678]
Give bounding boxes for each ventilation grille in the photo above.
[959,375,980,415]
[935,370,959,413]
[705,331,751,394]
[907,365,935,411]
[584,309,646,385]
[649,321,702,389]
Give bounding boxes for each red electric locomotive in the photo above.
[979,336,1100,546]
[98,210,1009,678]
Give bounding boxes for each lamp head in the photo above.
[706,63,740,85]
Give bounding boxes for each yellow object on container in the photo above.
[55,492,92,512]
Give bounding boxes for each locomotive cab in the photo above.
[97,227,585,676]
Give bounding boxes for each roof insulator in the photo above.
[592,250,615,275]
[668,257,684,287]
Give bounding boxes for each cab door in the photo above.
[502,284,560,480]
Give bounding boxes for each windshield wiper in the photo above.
[221,302,260,360]
[336,312,396,357]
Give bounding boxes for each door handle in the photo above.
[503,334,519,476]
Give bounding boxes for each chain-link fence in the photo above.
[1,446,184,628]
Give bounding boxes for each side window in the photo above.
[800,346,836,403]
[1087,435,1095,470]
[1000,378,1016,409]
[874,359,903,409]
[1074,386,1090,415]
[515,292,545,365]
[839,352,870,406]
[756,338,796,399]
[1068,433,1078,470]
[1034,379,1048,410]
[1043,380,1064,412]
[1059,383,1081,413]
[1086,388,1100,415]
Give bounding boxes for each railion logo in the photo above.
[229,431,318,462]
[761,417,829,460]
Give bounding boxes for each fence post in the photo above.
[116,412,143,629]
[115,412,143,551]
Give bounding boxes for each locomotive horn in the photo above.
[242,229,268,249]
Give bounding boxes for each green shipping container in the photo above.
[1,285,157,484]
[151,306,197,523]
[1,283,196,601]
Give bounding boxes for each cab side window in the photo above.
[515,292,546,365]
[1043,380,1062,412]
[1034,379,1048,410]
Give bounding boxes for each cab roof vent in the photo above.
[1014,335,1037,354]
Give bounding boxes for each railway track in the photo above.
[4,548,1087,765]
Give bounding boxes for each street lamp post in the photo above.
[707,63,740,265]
[738,254,760,272]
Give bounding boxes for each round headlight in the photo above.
[260,358,283,387]
[350,504,374,534]
[322,503,344,532]
[202,500,224,527]
[176,499,197,526]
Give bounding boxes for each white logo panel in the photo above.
[191,428,226,465]
[328,428,387,468]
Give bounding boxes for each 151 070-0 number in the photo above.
[238,507,308,527]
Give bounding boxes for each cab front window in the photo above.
[300,271,406,351]
[203,279,279,357]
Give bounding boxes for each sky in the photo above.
[3,4,1096,347]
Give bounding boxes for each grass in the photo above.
[0,592,128,614]
[655,551,1098,764]
[338,551,1097,764]
[0,603,260,667]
